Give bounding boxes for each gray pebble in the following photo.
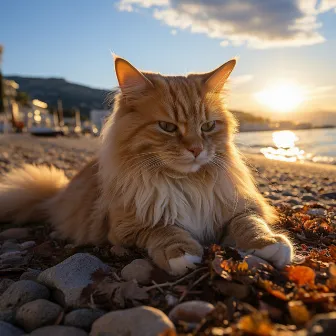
[306,312,336,336]
[0,280,50,311]
[307,208,327,217]
[302,193,318,201]
[64,309,105,331]
[282,191,295,197]
[0,279,15,296]
[30,325,88,336]
[110,245,130,257]
[91,306,175,336]
[0,251,22,260]
[0,310,15,323]
[37,253,110,308]
[0,321,24,336]
[20,241,36,250]
[20,270,42,281]
[0,242,21,254]
[121,259,154,285]
[0,228,29,241]
[16,299,63,332]
[169,301,214,324]
[286,198,302,205]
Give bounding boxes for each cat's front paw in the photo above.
[247,235,293,269]
[168,253,202,276]
[151,239,203,276]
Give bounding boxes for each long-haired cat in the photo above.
[0,56,293,275]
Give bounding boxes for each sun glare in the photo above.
[255,82,306,112]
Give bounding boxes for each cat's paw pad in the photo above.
[248,242,292,269]
[168,253,202,276]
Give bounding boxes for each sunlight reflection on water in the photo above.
[260,130,305,162]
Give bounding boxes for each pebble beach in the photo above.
[1,134,336,336]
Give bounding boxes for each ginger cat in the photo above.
[0,56,293,275]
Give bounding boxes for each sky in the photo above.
[1,0,336,118]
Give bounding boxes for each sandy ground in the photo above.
[1,133,335,208]
[1,134,336,335]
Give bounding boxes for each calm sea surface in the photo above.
[236,128,336,165]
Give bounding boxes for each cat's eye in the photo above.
[158,121,178,133]
[201,121,216,132]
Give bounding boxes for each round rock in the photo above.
[0,241,21,254]
[307,312,336,336]
[37,253,111,308]
[169,301,215,324]
[121,259,154,285]
[20,270,41,281]
[64,308,105,331]
[0,321,24,336]
[0,280,49,311]
[16,299,63,332]
[20,241,36,250]
[0,279,15,296]
[91,306,176,336]
[30,325,88,336]
[0,228,29,241]
[110,245,130,257]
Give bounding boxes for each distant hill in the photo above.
[5,76,113,116]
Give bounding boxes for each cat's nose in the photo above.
[187,146,203,158]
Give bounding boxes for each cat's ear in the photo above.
[114,56,153,93]
[202,59,236,93]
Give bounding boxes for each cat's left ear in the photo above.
[114,55,153,93]
[202,59,236,93]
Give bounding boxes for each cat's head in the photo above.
[105,56,237,175]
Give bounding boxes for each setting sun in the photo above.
[255,82,306,113]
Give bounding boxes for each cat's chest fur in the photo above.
[131,173,237,243]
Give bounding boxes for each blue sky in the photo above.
[1,0,336,116]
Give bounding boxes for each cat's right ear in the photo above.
[114,56,153,93]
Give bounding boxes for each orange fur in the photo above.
[0,57,293,274]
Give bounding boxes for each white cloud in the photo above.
[171,29,177,35]
[117,0,336,48]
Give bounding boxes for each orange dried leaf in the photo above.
[238,312,273,336]
[329,246,336,261]
[259,280,289,301]
[288,301,310,325]
[286,265,315,286]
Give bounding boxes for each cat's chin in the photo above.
[168,162,202,174]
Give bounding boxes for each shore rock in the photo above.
[0,321,24,336]
[0,310,15,323]
[121,259,154,285]
[302,193,318,202]
[321,192,336,200]
[16,299,63,332]
[0,228,29,241]
[64,308,105,331]
[169,301,215,324]
[30,325,88,336]
[37,253,111,308]
[306,312,336,336]
[0,242,20,254]
[0,280,49,311]
[110,245,130,257]
[20,269,41,281]
[0,279,15,296]
[20,241,36,250]
[91,306,176,336]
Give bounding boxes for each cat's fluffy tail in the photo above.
[0,165,68,224]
